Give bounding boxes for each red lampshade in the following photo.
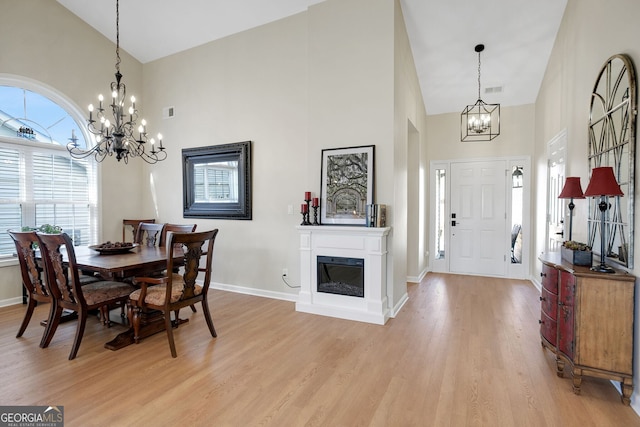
[558,177,586,199]
[584,167,624,197]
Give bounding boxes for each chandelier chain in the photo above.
[115,0,121,74]
[477,50,481,100]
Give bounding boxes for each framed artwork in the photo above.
[320,145,374,225]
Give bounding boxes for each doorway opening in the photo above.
[429,157,530,279]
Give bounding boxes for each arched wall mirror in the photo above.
[588,54,637,268]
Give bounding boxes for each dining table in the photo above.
[74,244,181,281]
[73,243,185,351]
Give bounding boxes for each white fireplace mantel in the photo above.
[295,225,391,325]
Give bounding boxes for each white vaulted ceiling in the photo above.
[57,0,567,115]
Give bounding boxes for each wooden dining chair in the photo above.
[122,219,155,242]
[36,232,135,360]
[134,222,165,246]
[8,230,55,347]
[129,229,219,357]
[159,223,197,247]
[160,223,198,312]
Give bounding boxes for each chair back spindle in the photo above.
[135,222,165,247]
[160,223,197,247]
[122,219,155,242]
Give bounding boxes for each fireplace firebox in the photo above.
[317,256,364,297]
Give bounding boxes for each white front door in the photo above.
[450,160,507,276]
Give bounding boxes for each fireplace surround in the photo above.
[296,225,390,324]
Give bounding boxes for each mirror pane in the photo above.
[588,54,635,268]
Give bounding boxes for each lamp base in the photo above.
[591,264,615,273]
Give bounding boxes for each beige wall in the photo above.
[139,9,309,296]
[394,0,429,305]
[534,0,640,412]
[134,0,414,308]
[426,104,536,161]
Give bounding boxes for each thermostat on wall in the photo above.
[162,106,175,119]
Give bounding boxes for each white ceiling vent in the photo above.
[485,86,503,94]
[162,106,175,119]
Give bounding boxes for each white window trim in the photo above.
[0,74,101,259]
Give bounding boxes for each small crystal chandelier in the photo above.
[67,0,166,164]
[461,44,500,141]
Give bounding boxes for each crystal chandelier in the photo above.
[461,44,500,142]
[67,0,166,164]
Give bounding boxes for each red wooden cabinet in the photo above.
[539,253,635,405]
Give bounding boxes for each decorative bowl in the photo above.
[89,243,139,255]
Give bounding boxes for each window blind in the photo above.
[0,143,97,257]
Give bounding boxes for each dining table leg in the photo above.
[104,302,187,351]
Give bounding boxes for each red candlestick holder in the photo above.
[301,202,311,225]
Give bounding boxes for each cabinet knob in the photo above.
[558,301,564,306]
[540,272,547,277]
[539,296,546,301]
[539,320,543,324]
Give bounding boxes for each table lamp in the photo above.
[584,166,623,273]
[558,177,585,241]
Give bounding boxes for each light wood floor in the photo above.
[1,273,639,426]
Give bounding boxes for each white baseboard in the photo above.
[210,281,298,303]
[0,282,296,309]
[0,297,23,308]
[407,267,428,284]
[1,281,402,320]
[530,274,541,291]
[390,291,409,318]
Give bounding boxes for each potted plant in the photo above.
[22,224,62,234]
[561,240,593,266]
[21,224,62,248]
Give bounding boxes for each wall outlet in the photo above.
[287,205,294,215]
[282,268,288,277]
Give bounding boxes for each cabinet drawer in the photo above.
[540,310,557,346]
[541,263,558,293]
[540,287,558,320]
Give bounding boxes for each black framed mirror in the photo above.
[182,141,252,220]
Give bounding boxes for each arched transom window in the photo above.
[0,79,97,258]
